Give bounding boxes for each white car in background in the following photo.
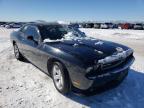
[5,24,11,29]
[100,23,108,29]
[133,24,143,30]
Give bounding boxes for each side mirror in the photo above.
[27,35,34,40]
[27,35,38,45]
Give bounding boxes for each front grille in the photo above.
[101,53,133,71]
[102,59,124,70]
[100,54,133,72]
[86,54,133,78]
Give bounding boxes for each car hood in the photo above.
[45,38,129,65]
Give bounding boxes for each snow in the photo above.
[94,49,103,54]
[43,31,97,43]
[80,28,144,40]
[57,21,70,25]
[94,40,104,45]
[43,39,62,43]
[0,27,144,108]
[98,49,133,64]
[43,32,76,43]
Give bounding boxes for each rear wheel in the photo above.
[13,43,24,61]
[51,62,71,94]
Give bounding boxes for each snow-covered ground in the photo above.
[81,28,144,40]
[0,27,144,108]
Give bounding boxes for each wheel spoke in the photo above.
[54,74,61,80]
[53,64,64,90]
[14,45,19,58]
[57,80,62,88]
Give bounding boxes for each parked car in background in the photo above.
[113,24,118,29]
[100,23,108,29]
[78,23,83,28]
[5,23,11,28]
[85,23,94,28]
[118,23,122,29]
[0,24,5,27]
[105,23,114,29]
[12,23,22,28]
[0,22,6,27]
[129,23,134,29]
[80,23,86,28]
[10,22,135,94]
[121,23,133,29]
[133,23,143,30]
[143,24,144,30]
[121,23,129,29]
[7,23,22,28]
[94,23,101,29]
[69,23,79,28]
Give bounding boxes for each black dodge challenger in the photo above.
[10,22,135,94]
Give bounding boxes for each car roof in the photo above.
[25,22,67,27]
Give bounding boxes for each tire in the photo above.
[13,43,24,61]
[51,62,71,94]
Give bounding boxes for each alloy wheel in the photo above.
[14,44,19,59]
[52,64,64,90]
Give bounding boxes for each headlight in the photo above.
[86,67,93,73]
[86,64,100,73]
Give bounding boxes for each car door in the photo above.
[21,26,40,63]
[21,25,49,72]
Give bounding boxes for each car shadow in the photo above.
[19,57,30,63]
[66,69,144,108]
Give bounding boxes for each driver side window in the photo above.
[23,25,39,41]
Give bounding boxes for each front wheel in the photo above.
[51,62,71,94]
[13,43,24,61]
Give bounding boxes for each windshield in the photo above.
[38,25,86,41]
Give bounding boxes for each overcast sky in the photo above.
[0,0,144,22]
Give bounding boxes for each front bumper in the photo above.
[70,56,135,90]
